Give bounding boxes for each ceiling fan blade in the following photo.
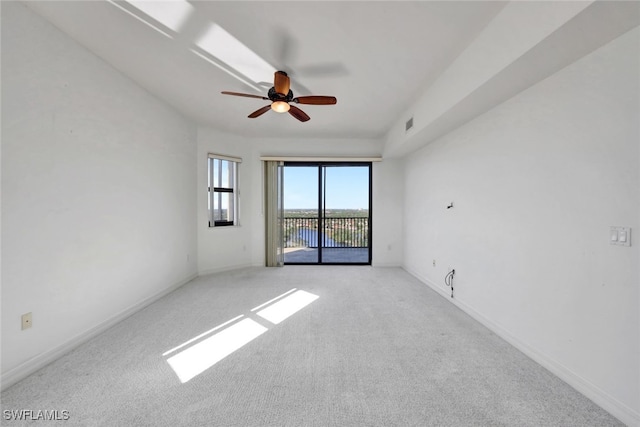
[292,96,337,105]
[248,105,272,118]
[274,71,290,96]
[221,91,268,100]
[288,105,310,122]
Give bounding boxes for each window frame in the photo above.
[208,153,241,227]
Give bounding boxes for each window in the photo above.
[208,154,241,227]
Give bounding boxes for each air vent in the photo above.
[405,117,414,132]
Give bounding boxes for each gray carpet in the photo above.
[1,267,623,426]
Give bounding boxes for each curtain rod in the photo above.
[259,156,382,162]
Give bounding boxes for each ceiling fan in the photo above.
[221,71,337,122]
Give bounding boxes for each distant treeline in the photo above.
[284,209,369,218]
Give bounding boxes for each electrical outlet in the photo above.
[21,312,32,330]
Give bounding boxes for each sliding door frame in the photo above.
[284,161,372,266]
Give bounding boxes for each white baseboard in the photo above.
[403,265,640,427]
[198,263,255,277]
[1,273,197,391]
[371,261,402,268]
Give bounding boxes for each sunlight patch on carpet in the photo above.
[166,318,267,383]
[250,288,298,312]
[164,289,318,383]
[256,290,319,325]
[162,314,245,357]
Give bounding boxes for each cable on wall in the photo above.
[445,269,455,298]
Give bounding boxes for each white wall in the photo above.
[196,133,403,272]
[402,27,639,424]
[1,2,197,385]
[371,158,404,267]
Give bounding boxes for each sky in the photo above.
[284,166,369,210]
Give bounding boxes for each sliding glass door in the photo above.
[282,165,319,263]
[283,162,371,265]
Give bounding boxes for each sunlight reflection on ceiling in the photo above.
[196,23,277,85]
[108,1,276,92]
[127,0,194,33]
[107,0,174,39]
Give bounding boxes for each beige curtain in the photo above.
[264,161,284,267]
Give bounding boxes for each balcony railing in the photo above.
[284,217,369,249]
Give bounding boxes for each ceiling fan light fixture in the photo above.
[271,101,290,113]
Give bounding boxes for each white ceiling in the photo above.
[23,1,507,139]
[21,1,640,147]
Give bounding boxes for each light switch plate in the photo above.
[610,226,631,247]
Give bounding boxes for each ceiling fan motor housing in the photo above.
[268,87,294,102]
